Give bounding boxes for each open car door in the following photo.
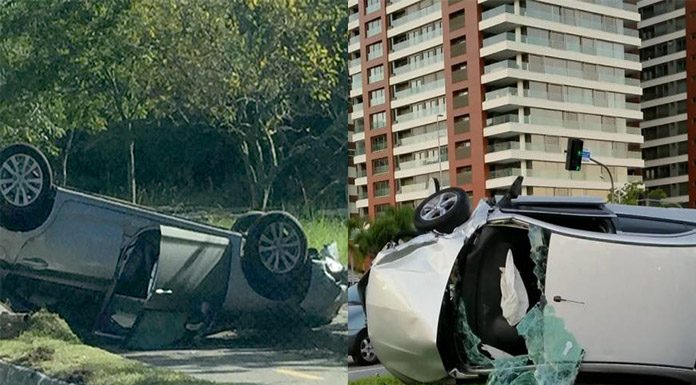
[545,231,696,369]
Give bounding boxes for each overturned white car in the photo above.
[360,178,696,385]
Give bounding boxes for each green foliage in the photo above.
[350,206,416,271]
[612,181,643,205]
[647,188,667,201]
[0,0,346,209]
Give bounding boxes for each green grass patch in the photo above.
[350,376,406,385]
[202,210,348,266]
[0,310,223,385]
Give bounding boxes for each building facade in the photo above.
[348,0,644,217]
[638,0,689,206]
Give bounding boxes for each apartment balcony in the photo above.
[486,168,616,190]
[390,3,441,30]
[398,182,428,194]
[390,29,443,58]
[482,59,641,91]
[393,131,447,155]
[485,140,643,168]
[349,12,359,24]
[482,87,642,120]
[456,170,472,185]
[396,156,447,171]
[395,130,443,147]
[390,54,444,79]
[393,78,445,100]
[480,32,640,70]
[485,114,641,139]
[393,106,446,125]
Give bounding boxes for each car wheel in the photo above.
[242,212,310,301]
[353,329,378,365]
[414,187,470,234]
[0,144,55,232]
[231,211,264,234]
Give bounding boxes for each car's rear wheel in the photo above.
[0,144,55,232]
[414,187,470,233]
[242,212,310,301]
[353,329,378,365]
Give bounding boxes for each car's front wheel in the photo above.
[352,329,378,365]
[241,212,310,301]
[0,144,55,232]
[414,187,470,233]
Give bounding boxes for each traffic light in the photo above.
[565,138,584,171]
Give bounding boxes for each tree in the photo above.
[351,207,416,272]
[612,181,643,205]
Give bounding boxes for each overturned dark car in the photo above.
[0,143,346,349]
[360,177,696,385]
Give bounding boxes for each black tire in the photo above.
[241,212,310,301]
[414,187,470,233]
[0,144,55,232]
[352,329,378,365]
[231,211,264,234]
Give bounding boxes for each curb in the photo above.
[0,360,74,385]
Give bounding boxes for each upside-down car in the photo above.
[0,143,346,349]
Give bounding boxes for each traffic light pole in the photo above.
[589,156,615,203]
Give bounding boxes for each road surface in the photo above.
[349,363,388,382]
[123,306,348,385]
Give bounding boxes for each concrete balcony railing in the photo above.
[391,3,441,29]
[349,35,360,46]
[398,182,428,194]
[349,13,359,23]
[393,78,445,100]
[349,58,361,68]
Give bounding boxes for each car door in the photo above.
[545,231,696,369]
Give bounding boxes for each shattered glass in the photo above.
[456,293,492,367]
[456,225,584,385]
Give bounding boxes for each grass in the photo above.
[350,376,406,385]
[200,210,348,266]
[0,310,223,385]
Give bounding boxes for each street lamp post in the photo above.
[436,114,444,184]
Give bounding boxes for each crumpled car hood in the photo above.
[364,202,490,383]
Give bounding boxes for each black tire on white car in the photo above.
[241,212,310,301]
[353,329,378,365]
[414,187,470,234]
[0,144,55,232]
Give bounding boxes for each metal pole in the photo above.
[590,156,614,203]
[436,114,444,184]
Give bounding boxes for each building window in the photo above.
[368,65,384,83]
[370,89,385,106]
[374,181,390,197]
[367,18,382,37]
[371,134,387,151]
[365,0,380,14]
[372,157,389,175]
[453,90,468,108]
[368,42,383,60]
[371,111,387,129]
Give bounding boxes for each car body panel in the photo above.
[366,231,468,383]
[546,233,696,368]
[364,197,696,384]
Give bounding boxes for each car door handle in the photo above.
[17,258,48,270]
[552,295,584,305]
[155,288,173,295]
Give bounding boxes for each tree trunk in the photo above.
[61,129,75,186]
[129,137,136,204]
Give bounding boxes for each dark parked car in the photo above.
[0,143,346,348]
[348,284,377,366]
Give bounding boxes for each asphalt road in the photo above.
[123,306,348,385]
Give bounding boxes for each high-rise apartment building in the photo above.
[639,0,689,206]
[348,0,643,217]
